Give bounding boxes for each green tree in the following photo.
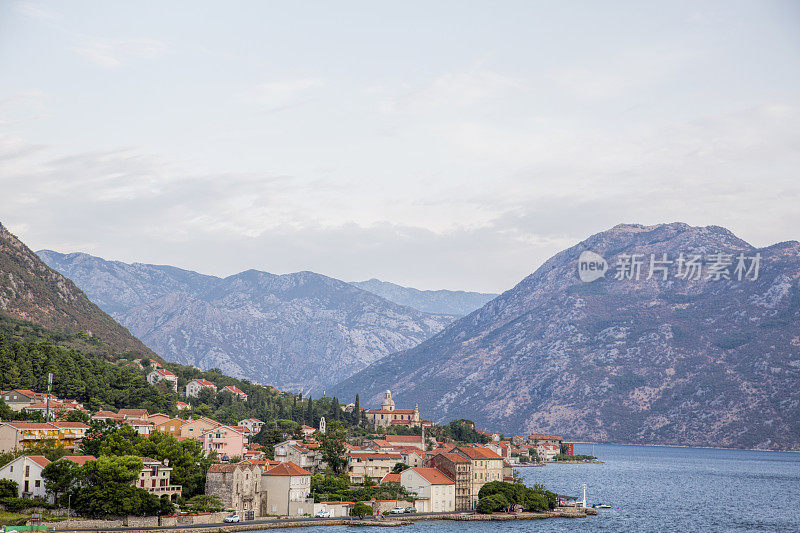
[186,494,224,512]
[391,463,409,474]
[77,455,143,485]
[353,394,360,426]
[476,493,509,514]
[318,420,347,474]
[0,478,18,498]
[42,459,78,504]
[351,501,372,518]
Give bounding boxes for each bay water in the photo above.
[259,443,800,532]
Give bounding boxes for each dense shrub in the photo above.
[476,493,509,514]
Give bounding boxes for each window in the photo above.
[25,465,30,476]
[35,480,40,488]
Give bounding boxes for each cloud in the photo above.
[73,38,166,68]
[239,79,324,109]
[14,1,59,21]
[373,69,522,114]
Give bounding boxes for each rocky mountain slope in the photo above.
[38,251,454,393]
[334,223,800,450]
[0,224,155,357]
[350,279,497,317]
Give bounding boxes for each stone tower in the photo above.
[381,390,395,411]
[319,416,326,434]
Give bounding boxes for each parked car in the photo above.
[404,506,417,513]
[315,510,331,518]
[223,514,240,523]
[390,507,406,514]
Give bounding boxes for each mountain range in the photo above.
[334,223,800,451]
[349,279,497,317]
[37,251,458,394]
[0,223,154,358]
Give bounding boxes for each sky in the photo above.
[1,1,798,292]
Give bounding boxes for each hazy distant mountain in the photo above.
[0,223,154,357]
[38,251,454,393]
[334,223,800,451]
[350,279,497,317]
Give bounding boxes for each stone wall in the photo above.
[42,512,231,530]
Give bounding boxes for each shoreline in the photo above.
[572,441,800,453]
[37,508,595,532]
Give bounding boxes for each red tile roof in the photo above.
[208,463,239,473]
[27,455,50,468]
[383,435,423,443]
[223,385,246,395]
[455,446,503,460]
[528,434,562,440]
[119,408,149,418]
[380,473,401,484]
[5,422,56,429]
[407,467,454,485]
[436,452,470,464]
[348,452,402,460]
[62,455,96,465]
[51,421,89,428]
[151,368,177,377]
[263,461,311,476]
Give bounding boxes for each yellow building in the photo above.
[0,422,89,452]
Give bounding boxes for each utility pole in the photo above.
[44,373,53,421]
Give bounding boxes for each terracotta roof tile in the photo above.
[27,455,50,468]
[263,461,311,476]
[407,467,454,485]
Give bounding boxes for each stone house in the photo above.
[426,452,472,511]
[205,462,264,515]
[273,440,323,472]
[453,446,504,508]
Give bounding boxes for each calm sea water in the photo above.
[269,443,800,533]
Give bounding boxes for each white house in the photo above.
[147,369,178,392]
[185,378,217,398]
[400,467,455,513]
[238,418,265,434]
[221,385,247,401]
[0,455,50,500]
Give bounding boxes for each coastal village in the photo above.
[0,363,586,527]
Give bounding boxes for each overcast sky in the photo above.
[1,1,798,292]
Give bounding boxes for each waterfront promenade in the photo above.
[34,508,593,533]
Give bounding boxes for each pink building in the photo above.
[200,425,248,460]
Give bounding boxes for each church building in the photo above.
[364,390,421,429]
